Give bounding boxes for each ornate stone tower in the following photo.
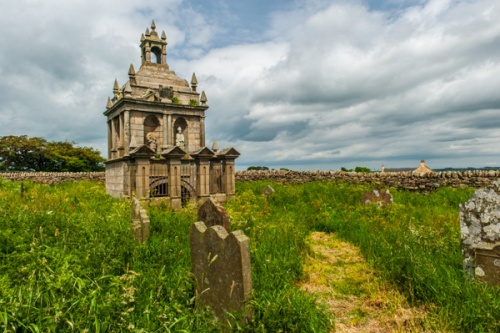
[104,21,239,207]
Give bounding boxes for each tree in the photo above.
[0,135,105,172]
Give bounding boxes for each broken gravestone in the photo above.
[460,181,500,286]
[198,198,231,233]
[261,185,275,197]
[131,198,150,242]
[190,202,252,322]
[362,189,393,207]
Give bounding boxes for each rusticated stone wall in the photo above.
[235,170,500,192]
[1,170,499,192]
[0,172,105,184]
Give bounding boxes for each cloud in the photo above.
[0,0,499,170]
[191,0,500,169]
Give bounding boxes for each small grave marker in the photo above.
[362,189,393,207]
[131,198,150,242]
[460,181,500,286]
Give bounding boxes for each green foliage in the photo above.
[341,166,371,172]
[0,135,105,171]
[171,96,179,103]
[189,99,199,106]
[247,166,269,171]
[1,179,498,332]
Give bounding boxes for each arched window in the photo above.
[151,46,162,64]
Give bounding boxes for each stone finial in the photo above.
[128,64,136,76]
[140,33,145,42]
[106,97,112,109]
[113,79,120,93]
[200,90,207,105]
[191,73,198,92]
[124,81,132,96]
[211,139,219,152]
[145,27,150,36]
[151,20,156,31]
[161,31,166,40]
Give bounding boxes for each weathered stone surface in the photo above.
[198,198,231,233]
[362,189,393,207]
[460,181,500,285]
[235,170,500,193]
[190,222,252,321]
[131,198,150,242]
[261,185,275,196]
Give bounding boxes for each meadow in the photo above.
[0,178,499,332]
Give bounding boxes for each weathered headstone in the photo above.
[362,189,393,207]
[460,181,500,285]
[261,185,275,197]
[198,198,231,233]
[131,198,150,242]
[190,203,252,321]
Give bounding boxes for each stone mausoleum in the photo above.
[104,21,239,207]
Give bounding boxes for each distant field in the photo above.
[0,179,498,332]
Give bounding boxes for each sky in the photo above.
[1,0,499,171]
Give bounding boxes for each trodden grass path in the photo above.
[300,232,432,333]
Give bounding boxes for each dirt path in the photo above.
[300,232,429,333]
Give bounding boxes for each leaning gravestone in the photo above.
[190,203,252,322]
[460,181,500,286]
[362,189,393,207]
[198,198,231,233]
[261,185,275,197]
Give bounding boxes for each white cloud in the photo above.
[0,0,499,170]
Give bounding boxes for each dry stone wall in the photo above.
[236,170,500,192]
[0,172,105,184]
[1,170,499,192]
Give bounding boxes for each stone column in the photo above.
[210,158,222,194]
[107,121,112,159]
[222,158,236,200]
[192,149,214,200]
[124,110,130,154]
[163,113,168,149]
[135,158,151,198]
[162,147,185,209]
[161,44,167,65]
[200,115,206,147]
[118,114,125,157]
[168,159,182,209]
[167,114,173,146]
[110,118,117,159]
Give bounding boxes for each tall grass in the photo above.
[1,178,498,332]
[231,180,500,332]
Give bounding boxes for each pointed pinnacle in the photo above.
[191,73,198,85]
[124,81,132,93]
[145,27,150,36]
[113,79,119,91]
[211,140,219,152]
[151,20,156,30]
[161,31,166,40]
[141,33,145,42]
[106,97,112,109]
[128,64,136,76]
[200,91,207,103]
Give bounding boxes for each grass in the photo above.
[0,178,499,332]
